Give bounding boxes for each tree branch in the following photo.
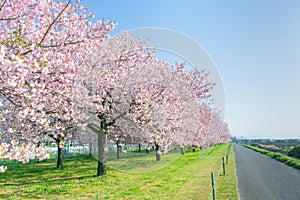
[0,0,6,11]
[39,0,70,45]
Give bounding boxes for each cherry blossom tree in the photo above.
[190,103,213,149]
[112,60,182,160]
[205,112,231,146]
[168,66,215,154]
[116,62,211,157]
[0,0,114,169]
[72,31,157,175]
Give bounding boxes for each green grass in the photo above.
[106,148,182,173]
[216,145,239,200]
[243,144,300,170]
[0,143,238,200]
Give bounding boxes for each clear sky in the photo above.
[82,0,300,139]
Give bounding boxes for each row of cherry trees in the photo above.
[73,31,231,175]
[0,0,231,174]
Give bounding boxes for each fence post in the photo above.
[211,172,216,200]
[222,157,226,175]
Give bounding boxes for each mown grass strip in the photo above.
[243,144,300,170]
[215,144,239,200]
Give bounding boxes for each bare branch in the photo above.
[0,16,20,21]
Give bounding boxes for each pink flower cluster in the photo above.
[0,140,49,172]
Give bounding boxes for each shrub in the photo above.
[288,145,300,159]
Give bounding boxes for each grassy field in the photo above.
[243,144,300,170]
[106,147,182,173]
[0,143,238,200]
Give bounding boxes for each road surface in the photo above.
[234,144,300,200]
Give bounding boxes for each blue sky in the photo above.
[82,0,300,139]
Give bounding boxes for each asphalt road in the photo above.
[234,144,300,200]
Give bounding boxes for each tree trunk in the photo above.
[116,140,120,159]
[180,146,185,155]
[155,144,161,161]
[97,160,106,176]
[89,142,92,156]
[57,139,64,168]
[97,129,106,176]
[87,118,108,176]
[138,144,141,152]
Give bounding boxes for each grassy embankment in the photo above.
[0,143,238,200]
[243,144,300,170]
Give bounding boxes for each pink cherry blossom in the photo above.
[0,0,114,169]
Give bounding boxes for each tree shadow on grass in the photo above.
[0,156,100,187]
[1,174,94,187]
